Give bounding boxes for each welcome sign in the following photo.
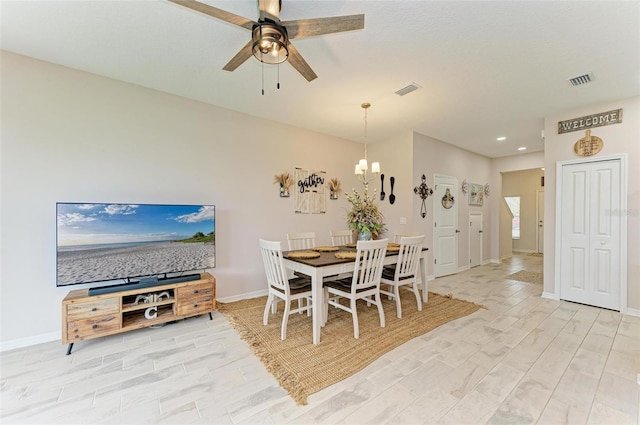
[558,109,622,134]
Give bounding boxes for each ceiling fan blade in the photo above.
[286,42,317,82]
[222,40,254,71]
[258,0,280,21]
[168,0,255,30]
[283,14,364,39]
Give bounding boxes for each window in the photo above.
[504,197,520,239]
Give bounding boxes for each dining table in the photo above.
[282,244,429,344]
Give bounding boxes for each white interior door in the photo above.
[537,190,544,253]
[559,159,622,310]
[433,175,458,277]
[469,213,482,268]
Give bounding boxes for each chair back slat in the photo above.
[352,239,388,291]
[394,231,418,244]
[287,232,316,250]
[259,239,290,294]
[396,236,424,278]
[330,230,353,246]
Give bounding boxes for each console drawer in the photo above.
[177,283,213,300]
[177,295,213,316]
[67,314,121,340]
[66,298,119,320]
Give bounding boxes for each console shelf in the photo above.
[62,273,215,354]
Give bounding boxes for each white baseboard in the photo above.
[625,307,640,317]
[487,258,501,264]
[218,289,268,303]
[0,331,60,353]
[541,291,559,300]
[513,249,536,254]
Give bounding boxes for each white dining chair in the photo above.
[330,230,354,246]
[393,231,418,243]
[287,232,316,250]
[380,235,424,318]
[323,239,388,338]
[259,239,313,340]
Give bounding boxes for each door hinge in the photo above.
[434,259,437,264]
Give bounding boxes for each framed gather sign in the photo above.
[294,168,326,214]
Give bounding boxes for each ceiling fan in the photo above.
[168,0,365,82]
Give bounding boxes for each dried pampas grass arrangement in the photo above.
[328,178,341,194]
[273,172,294,190]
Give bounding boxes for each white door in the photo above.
[559,159,621,310]
[433,175,458,277]
[536,190,544,253]
[469,213,482,268]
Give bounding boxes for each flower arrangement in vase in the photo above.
[328,178,341,200]
[346,187,385,240]
[273,172,294,197]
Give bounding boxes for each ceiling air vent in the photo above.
[395,82,421,96]
[568,73,593,87]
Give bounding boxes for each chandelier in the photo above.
[354,103,380,187]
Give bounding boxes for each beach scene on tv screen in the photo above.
[56,203,215,286]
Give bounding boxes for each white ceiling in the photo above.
[2,1,639,158]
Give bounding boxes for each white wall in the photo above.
[543,96,640,311]
[0,51,367,348]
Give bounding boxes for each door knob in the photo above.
[479,230,483,233]
[600,240,606,245]
[455,229,460,233]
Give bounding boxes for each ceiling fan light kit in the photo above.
[252,20,288,65]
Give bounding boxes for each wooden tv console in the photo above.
[61,273,215,354]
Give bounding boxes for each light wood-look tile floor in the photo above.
[1,254,639,424]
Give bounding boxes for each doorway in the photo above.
[433,174,459,277]
[556,155,627,311]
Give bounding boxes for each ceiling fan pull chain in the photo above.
[277,62,280,90]
[261,61,265,96]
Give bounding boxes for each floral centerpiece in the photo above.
[346,188,385,240]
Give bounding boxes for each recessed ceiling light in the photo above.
[496,137,507,141]
[518,147,527,151]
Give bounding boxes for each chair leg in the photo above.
[263,293,274,326]
[281,300,291,340]
[413,283,422,311]
[351,298,359,339]
[394,284,402,318]
[323,288,329,326]
[375,293,386,328]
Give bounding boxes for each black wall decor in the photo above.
[414,174,434,218]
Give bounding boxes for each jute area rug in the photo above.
[506,270,543,285]
[218,292,483,405]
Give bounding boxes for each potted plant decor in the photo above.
[346,188,385,240]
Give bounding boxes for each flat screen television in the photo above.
[56,203,215,291]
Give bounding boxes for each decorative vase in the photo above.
[357,229,372,241]
[280,184,289,197]
[330,190,338,200]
